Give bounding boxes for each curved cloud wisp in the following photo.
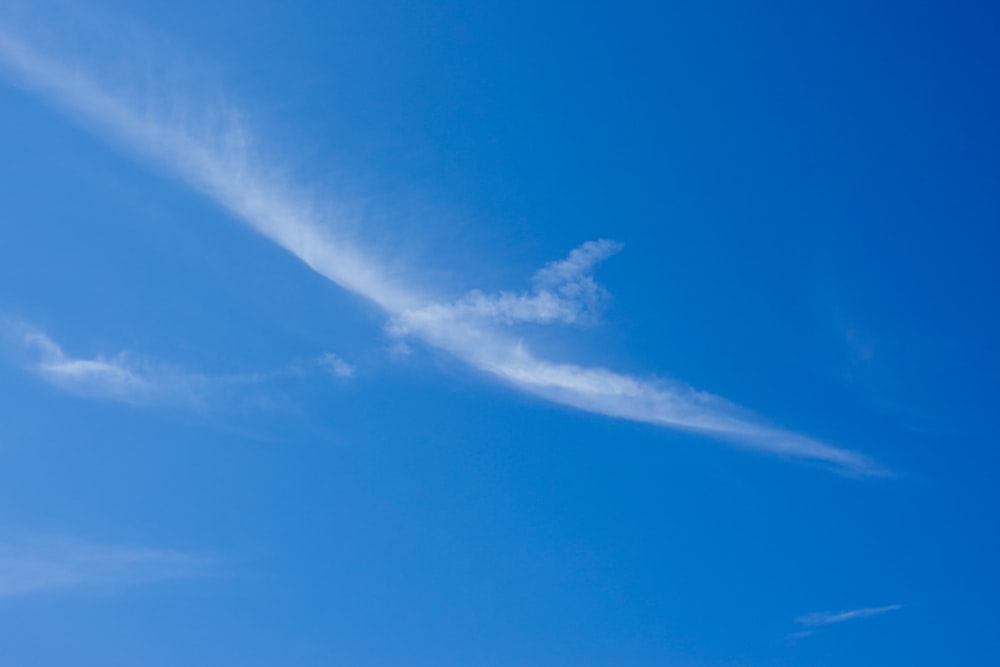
[0,22,880,475]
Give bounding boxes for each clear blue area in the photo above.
[0,1,998,664]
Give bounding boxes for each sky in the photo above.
[0,1,997,665]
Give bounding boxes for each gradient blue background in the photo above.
[1,1,998,664]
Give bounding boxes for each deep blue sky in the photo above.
[1,1,998,665]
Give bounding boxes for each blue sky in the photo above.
[0,0,998,664]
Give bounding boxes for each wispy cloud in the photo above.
[3,319,354,408]
[788,603,902,640]
[393,239,622,329]
[795,604,902,628]
[316,352,355,378]
[0,15,881,474]
[3,319,201,405]
[0,537,215,597]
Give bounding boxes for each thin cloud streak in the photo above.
[4,319,200,405]
[0,538,214,596]
[0,22,880,474]
[3,319,354,408]
[795,604,903,627]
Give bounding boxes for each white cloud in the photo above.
[317,352,355,378]
[4,320,187,404]
[393,239,622,329]
[0,18,882,474]
[795,604,902,628]
[0,537,214,596]
[3,320,356,408]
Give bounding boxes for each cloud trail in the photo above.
[3,319,199,404]
[3,319,353,408]
[795,604,903,628]
[0,537,214,596]
[0,18,880,474]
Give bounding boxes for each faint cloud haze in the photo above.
[316,352,355,378]
[0,538,215,596]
